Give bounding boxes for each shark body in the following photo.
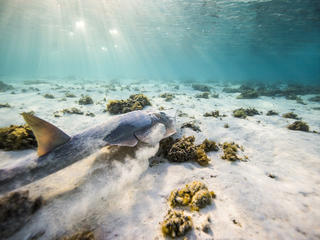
[0,110,176,194]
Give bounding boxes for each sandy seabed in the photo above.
[0,79,320,240]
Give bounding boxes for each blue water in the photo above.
[0,0,320,84]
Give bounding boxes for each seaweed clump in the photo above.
[0,191,43,239]
[161,210,192,238]
[220,142,246,161]
[107,94,151,114]
[168,181,215,211]
[0,124,37,151]
[79,95,93,105]
[233,108,260,119]
[282,112,299,120]
[59,230,95,240]
[288,121,309,132]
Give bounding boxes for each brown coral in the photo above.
[106,94,151,114]
[168,181,215,211]
[161,210,192,238]
[220,142,245,161]
[198,139,219,152]
[156,137,214,166]
[0,124,37,151]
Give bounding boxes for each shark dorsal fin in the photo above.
[21,113,71,156]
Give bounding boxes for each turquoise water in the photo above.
[0,0,319,84]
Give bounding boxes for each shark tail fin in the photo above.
[21,112,71,156]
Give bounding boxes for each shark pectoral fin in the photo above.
[135,123,166,145]
[105,135,138,147]
[21,113,71,157]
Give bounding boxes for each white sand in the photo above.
[1,80,320,240]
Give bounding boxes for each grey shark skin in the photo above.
[0,110,176,194]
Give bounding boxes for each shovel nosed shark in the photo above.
[0,110,176,194]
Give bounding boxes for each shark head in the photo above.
[152,110,176,138]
